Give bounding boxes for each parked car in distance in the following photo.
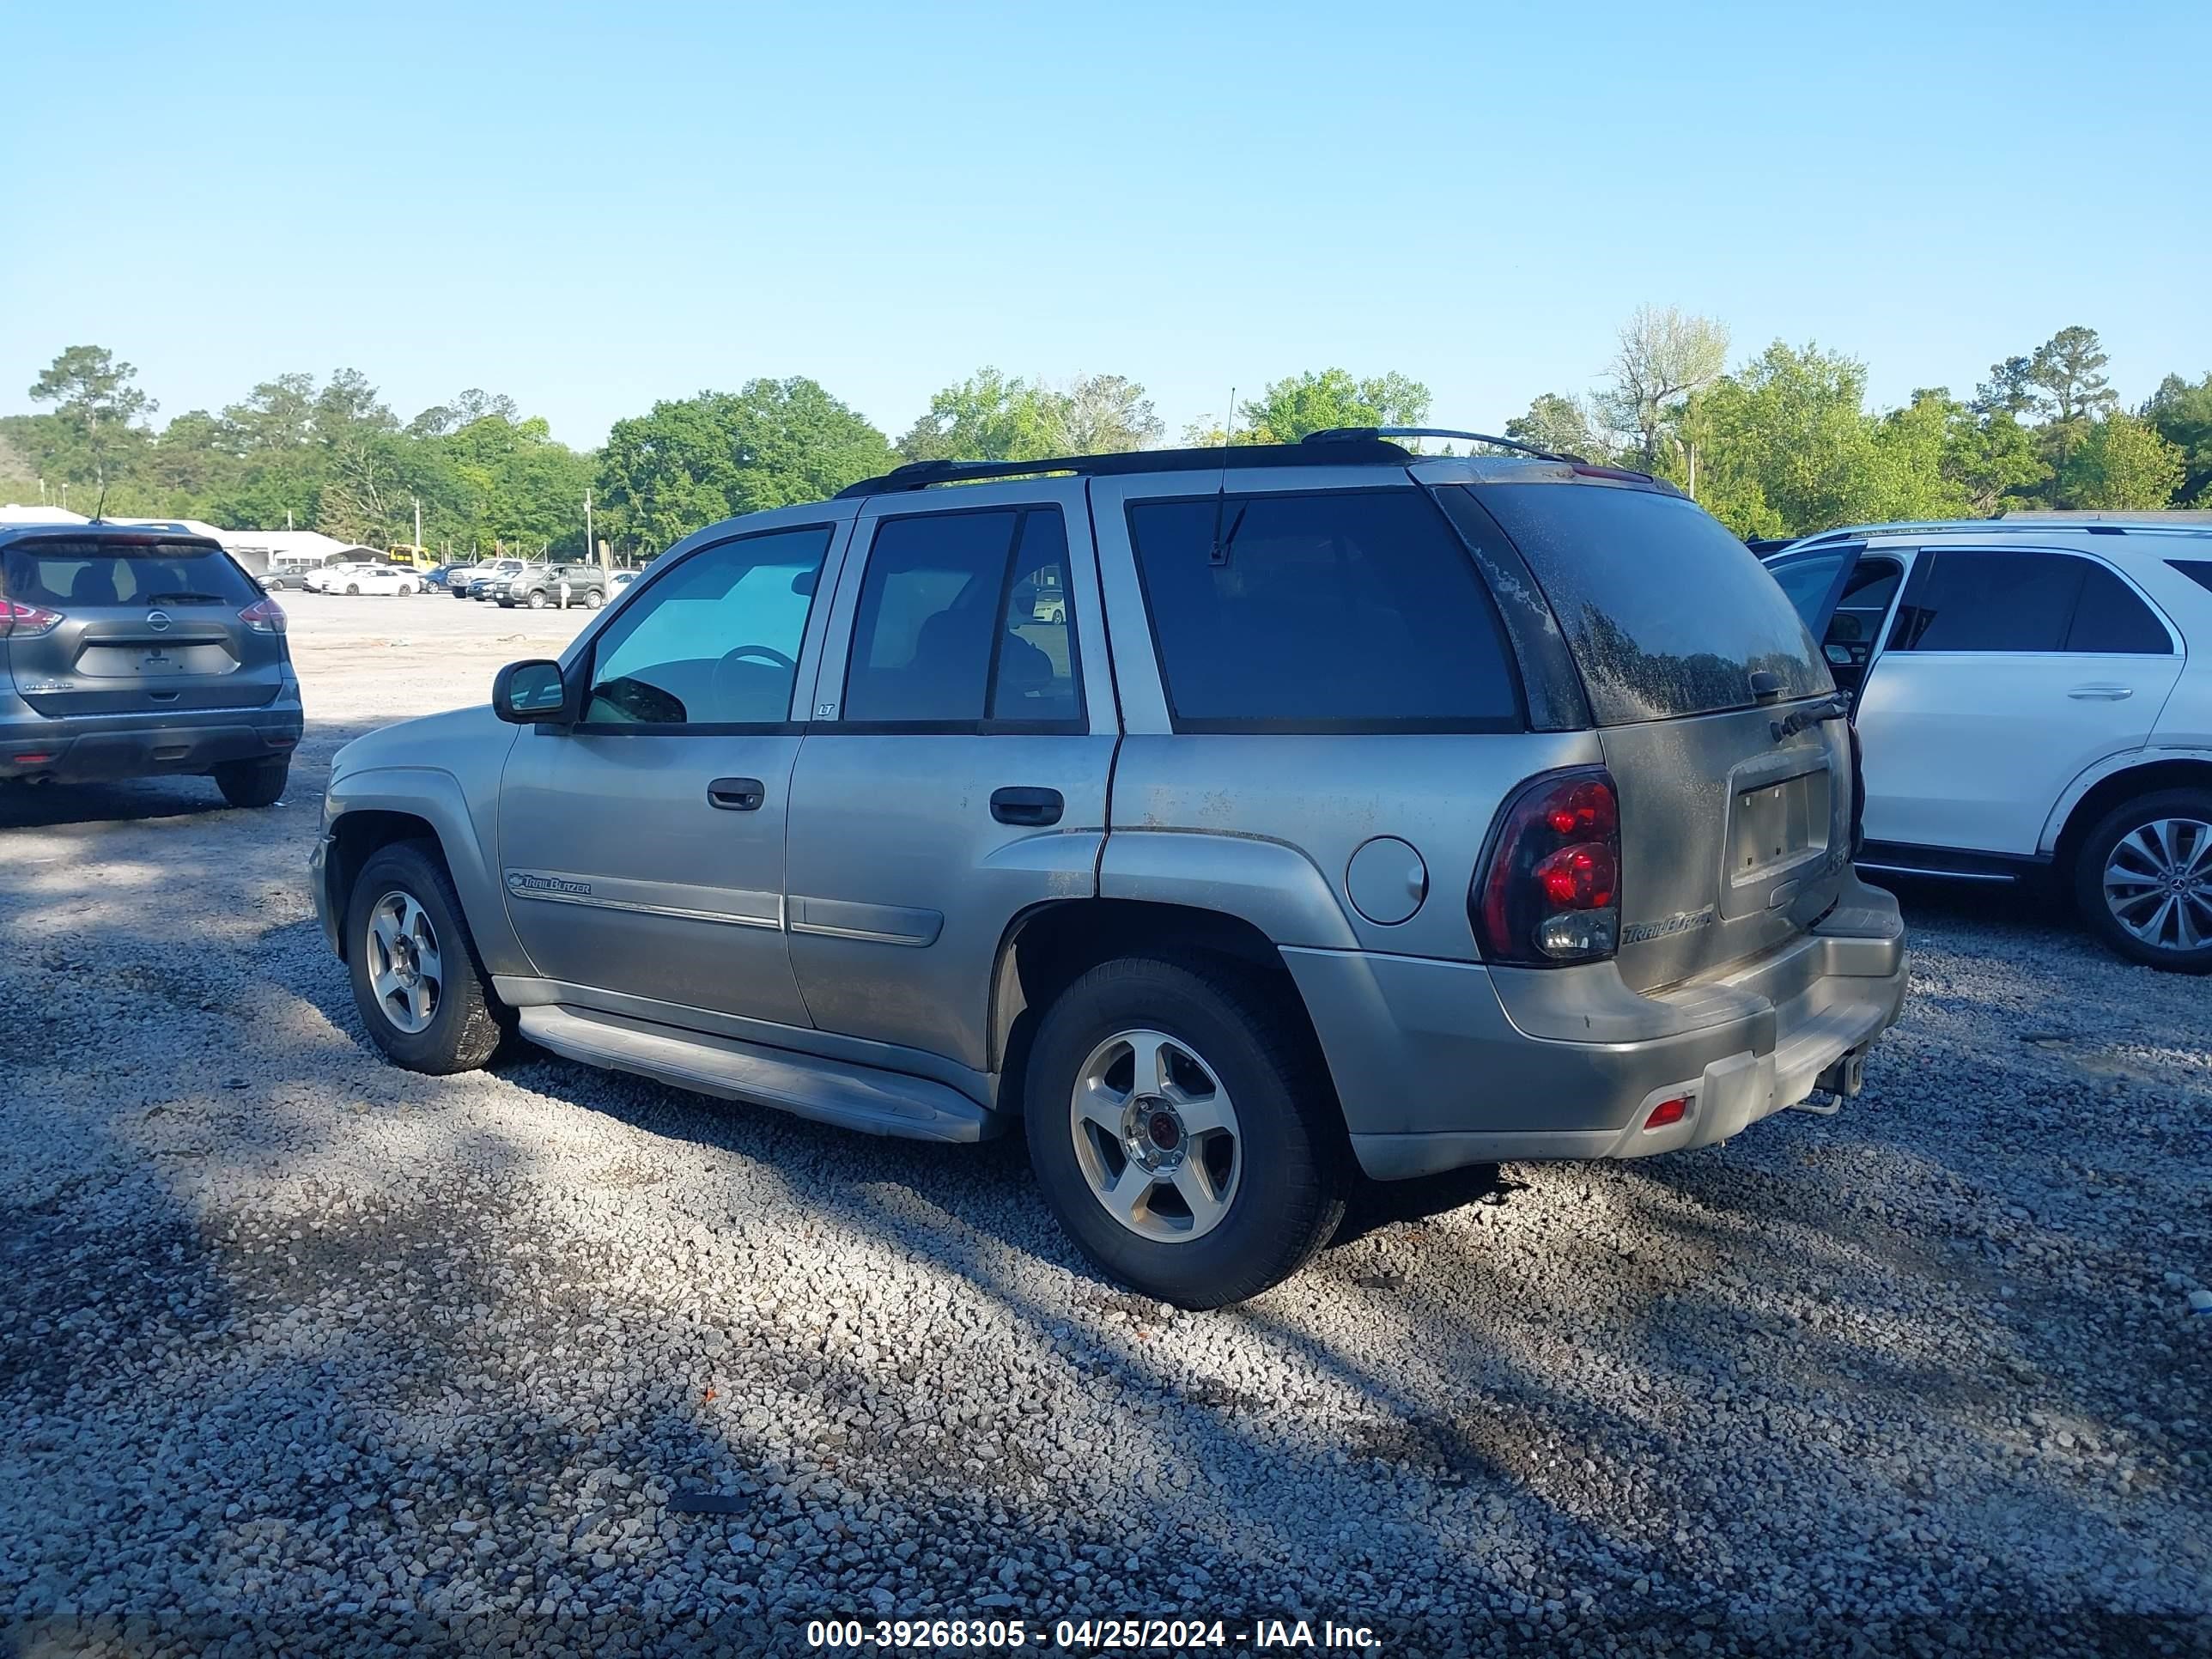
[302,560,379,593]
[2,522,301,804]
[314,430,1907,1307]
[1765,520,2212,970]
[258,556,327,592]
[478,562,546,604]
[331,564,421,597]
[498,562,606,610]
[452,558,526,599]
[424,563,471,592]
[610,570,638,593]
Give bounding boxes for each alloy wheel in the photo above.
[2103,817,2212,952]
[364,889,444,1034]
[1069,1029,1241,1243]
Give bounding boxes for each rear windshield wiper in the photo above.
[1771,693,1852,741]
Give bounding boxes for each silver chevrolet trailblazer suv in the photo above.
[313,430,1907,1307]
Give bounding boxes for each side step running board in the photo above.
[517,1004,1006,1143]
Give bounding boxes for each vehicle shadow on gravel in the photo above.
[8,780,2209,1651]
[0,775,239,830]
[462,1049,2201,1638]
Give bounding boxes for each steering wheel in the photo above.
[721,644,796,671]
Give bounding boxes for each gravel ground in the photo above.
[3,594,2209,1656]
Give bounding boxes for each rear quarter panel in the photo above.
[1106,732,1599,957]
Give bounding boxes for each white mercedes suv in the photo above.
[1765,520,2212,971]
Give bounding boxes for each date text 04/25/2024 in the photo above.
[805,1617,1382,1650]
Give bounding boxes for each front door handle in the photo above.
[708,776,766,811]
[990,786,1064,826]
[2067,684,2135,701]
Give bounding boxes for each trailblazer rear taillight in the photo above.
[1473,767,1621,966]
[1,599,64,639]
[239,598,288,635]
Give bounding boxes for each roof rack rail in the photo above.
[1302,426,1586,465]
[834,438,1415,498]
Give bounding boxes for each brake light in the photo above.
[239,598,288,635]
[1,599,64,639]
[1474,767,1622,965]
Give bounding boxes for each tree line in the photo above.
[3,318,2206,561]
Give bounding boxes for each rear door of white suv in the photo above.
[1853,546,2182,855]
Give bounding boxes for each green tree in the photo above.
[1866,391,1972,521]
[1237,368,1430,443]
[2060,413,2185,510]
[1059,374,1164,454]
[27,344,155,491]
[2026,325,2118,499]
[899,368,1163,460]
[897,368,1061,461]
[598,380,891,554]
[1940,404,2046,514]
[2142,372,2212,503]
[723,377,896,508]
[1594,306,1729,471]
[222,373,320,455]
[1504,392,1603,459]
[1679,342,1882,537]
[1971,355,2038,419]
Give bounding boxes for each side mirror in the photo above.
[493,659,574,725]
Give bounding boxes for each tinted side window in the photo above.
[1127,489,1521,731]
[2067,564,2171,653]
[1451,483,1829,724]
[2170,560,2212,597]
[992,510,1080,724]
[582,525,830,727]
[1892,550,2081,652]
[1767,550,1850,626]
[844,507,1079,726]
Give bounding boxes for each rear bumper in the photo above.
[0,700,302,784]
[1286,876,1908,1181]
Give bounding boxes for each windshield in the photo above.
[1437,483,1832,724]
[0,538,259,609]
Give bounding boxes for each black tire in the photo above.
[584,589,605,610]
[343,841,508,1073]
[2074,787,2212,973]
[1024,955,1347,1310]
[212,756,289,809]
[526,590,547,609]
[344,583,361,596]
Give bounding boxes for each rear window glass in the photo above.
[1126,489,1522,732]
[1443,483,1832,724]
[1,538,258,609]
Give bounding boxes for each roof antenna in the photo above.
[1209,387,1236,567]
[92,477,110,524]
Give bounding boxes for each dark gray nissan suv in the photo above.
[0,522,303,805]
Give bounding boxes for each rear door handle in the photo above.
[990,786,1063,826]
[2067,684,2135,701]
[707,776,766,811]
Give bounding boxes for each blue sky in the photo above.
[3,0,2206,448]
